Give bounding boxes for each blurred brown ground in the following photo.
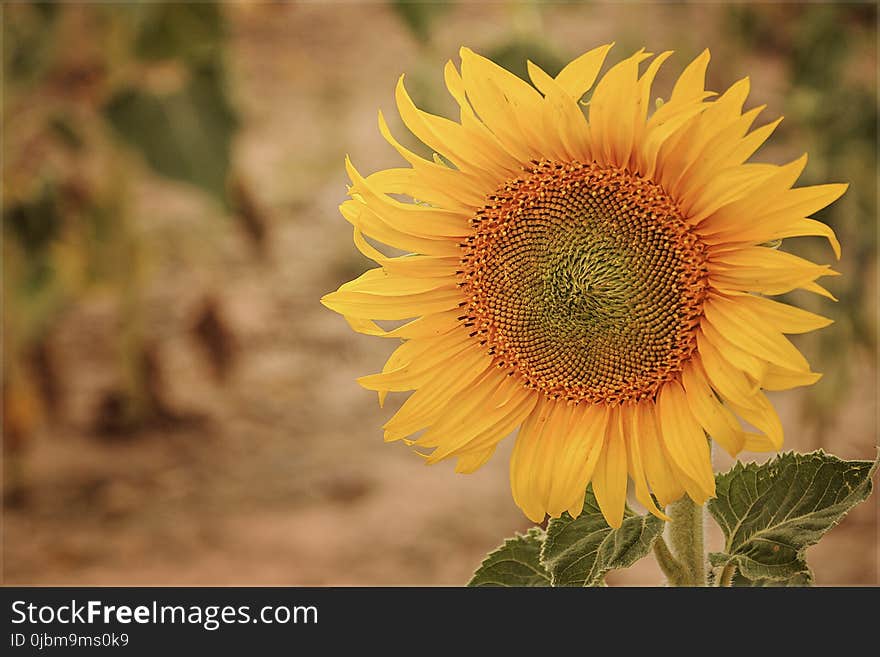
[3,2,877,586]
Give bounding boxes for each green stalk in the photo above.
[663,496,707,586]
[718,563,737,587]
[652,535,686,584]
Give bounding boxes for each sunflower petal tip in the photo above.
[605,515,623,529]
[525,509,547,524]
[653,508,672,522]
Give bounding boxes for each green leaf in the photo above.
[730,570,812,587]
[540,487,665,587]
[708,450,877,585]
[103,61,238,205]
[467,528,550,587]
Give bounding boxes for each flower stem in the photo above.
[718,563,736,587]
[664,496,706,586]
[652,535,686,584]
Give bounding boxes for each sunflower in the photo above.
[321,45,844,528]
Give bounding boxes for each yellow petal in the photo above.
[670,49,712,103]
[357,331,473,393]
[363,167,475,215]
[761,365,823,391]
[455,445,497,474]
[726,391,784,450]
[706,183,847,254]
[340,199,461,257]
[669,104,766,201]
[352,229,461,280]
[589,49,652,167]
[766,218,841,260]
[442,59,525,169]
[723,292,833,334]
[639,100,709,179]
[376,110,490,207]
[321,283,462,320]
[708,246,839,297]
[543,403,605,517]
[703,294,811,373]
[699,317,767,382]
[622,405,669,520]
[678,112,782,212]
[344,310,460,340]
[526,60,591,161]
[681,361,746,457]
[370,324,469,405]
[383,351,494,439]
[510,398,556,523]
[695,154,808,232]
[336,266,450,295]
[627,50,674,171]
[632,402,684,507]
[509,398,602,521]
[395,74,509,184]
[686,163,779,224]
[421,374,536,462]
[553,43,615,100]
[562,404,610,518]
[591,407,629,528]
[726,115,783,164]
[346,158,471,238]
[459,47,545,160]
[743,432,781,453]
[656,381,716,502]
[451,390,539,455]
[696,330,761,410]
[537,402,577,515]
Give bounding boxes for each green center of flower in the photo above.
[459,160,709,405]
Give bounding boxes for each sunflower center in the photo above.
[459,160,709,405]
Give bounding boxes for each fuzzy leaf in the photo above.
[467,528,550,587]
[730,570,812,587]
[540,487,665,587]
[708,450,877,585]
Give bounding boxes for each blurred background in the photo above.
[2,1,877,585]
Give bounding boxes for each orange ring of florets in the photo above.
[458,160,709,405]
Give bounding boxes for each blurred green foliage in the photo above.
[133,2,226,63]
[2,2,241,439]
[390,0,453,44]
[485,37,566,82]
[104,3,238,205]
[104,61,237,205]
